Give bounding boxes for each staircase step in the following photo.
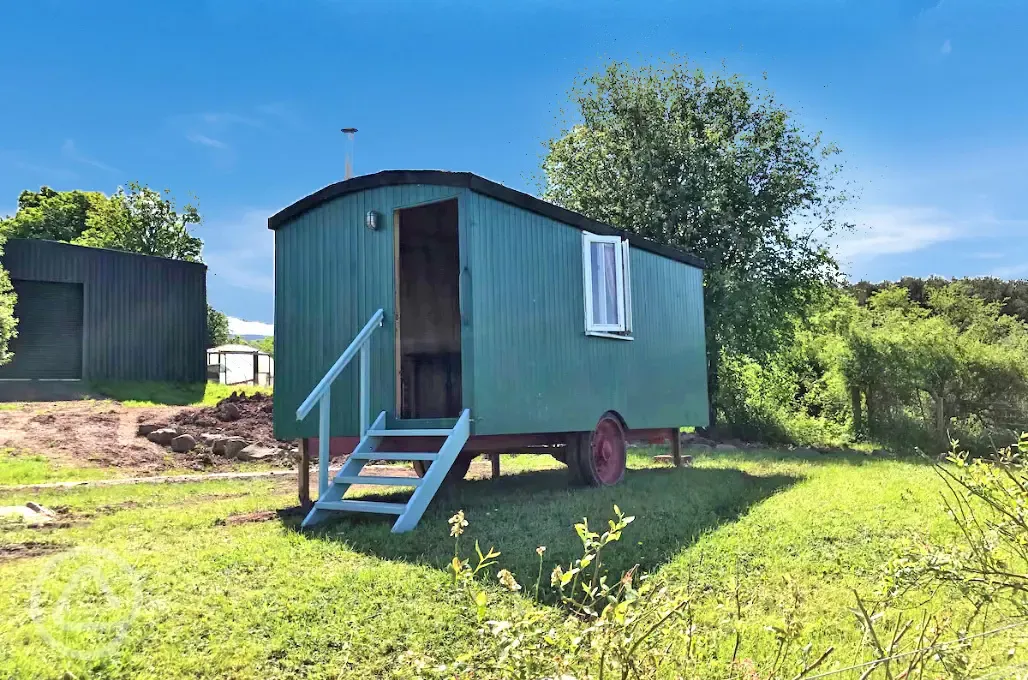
[351,452,438,461]
[369,428,452,437]
[317,500,407,515]
[335,474,422,487]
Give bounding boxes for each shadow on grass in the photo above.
[286,465,799,586]
[702,447,938,467]
[89,381,208,406]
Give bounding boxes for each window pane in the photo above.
[590,241,620,326]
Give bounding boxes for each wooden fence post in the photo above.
[670,428,682,467]
[298,438,311,509]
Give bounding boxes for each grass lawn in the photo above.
[0,449,1019,678]
[89,381,271,407]
[0,450,116,486]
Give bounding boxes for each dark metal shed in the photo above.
[0,239,207,382]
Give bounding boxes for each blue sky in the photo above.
[1,0,1025,333]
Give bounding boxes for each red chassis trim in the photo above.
[305,428,677,459]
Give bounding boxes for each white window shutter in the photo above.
[622,239,633,333]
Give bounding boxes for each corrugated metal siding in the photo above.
[463,192,708,434]
[0,280,84,379]
[273,185,462,440]
[0,239,206,382]
[273,184,708,439]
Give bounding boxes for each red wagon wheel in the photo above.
[589,413,627,486]
[412,453,474,484]
[566,412,627,487]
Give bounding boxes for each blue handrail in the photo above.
[296,308,384,421]
[296,308,384,496]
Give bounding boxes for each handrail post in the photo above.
[318,390,331,497]
[359,343,370,437]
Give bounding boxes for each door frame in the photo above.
[391,196,466,419]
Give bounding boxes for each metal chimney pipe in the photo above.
[341,127,358,179]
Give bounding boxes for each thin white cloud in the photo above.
[255,102,302,128]
[940,39,952,55]
[227,316,273,336]
[200,112,262,127]
[972,252,1006,260]
[9,159,78,182]
[206,249,274,292]
[186,132,229,150]
[61,139,120,173]
[204,208,275,293]
[989,263,1028,279]
[833,206,961,260]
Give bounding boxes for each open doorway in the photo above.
[395,199,462,419]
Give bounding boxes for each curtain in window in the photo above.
[590,242,620,326]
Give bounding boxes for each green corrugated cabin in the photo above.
[269,170,709,530]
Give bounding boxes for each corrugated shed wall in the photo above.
[273,184,462,440]
[463,192,709,434]
[0,239,206,382]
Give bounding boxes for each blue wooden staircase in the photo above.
[301,409,470,532]
[296,309,470,533]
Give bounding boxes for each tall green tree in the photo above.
[0,186,106,242]
[542,58,850,425]
[206,305,229,348]
[0,231,17,366]
[74,182,203,262]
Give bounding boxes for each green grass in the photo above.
[0,450,113,486]
[89,381,272,407]
[0,449,1018,678]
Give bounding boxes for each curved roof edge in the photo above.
[267,170,706,269]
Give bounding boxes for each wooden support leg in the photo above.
[670,428,682,468]
[490,452,500,479]
[298,438,311,509]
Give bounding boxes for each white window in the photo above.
[582,232,633,338]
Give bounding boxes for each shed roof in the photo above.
[267,170,705,269]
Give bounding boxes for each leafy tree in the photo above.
[256,336,273,356]
[74,182,202,262]
[541,58,850,425]
[0,186,106,242]
[852,276,1028,325]
[0,231,16,366]
[206,305,229,348]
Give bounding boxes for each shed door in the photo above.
[0,280,84,379]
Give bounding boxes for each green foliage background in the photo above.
[719,281,1028,453]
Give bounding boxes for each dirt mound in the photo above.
[167,392,278,446]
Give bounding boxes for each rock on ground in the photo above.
[0,505,53,525]
[146,427,180,446]
[171,434,197,453]
[213,437,249,458]
[217,402,241,422]
[200,433,224,446]
[237,444,278,461]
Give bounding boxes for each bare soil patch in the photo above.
[217,506,305,526]
[0,393,284,477]
[0,401,179,472]
[0,541,66,562]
